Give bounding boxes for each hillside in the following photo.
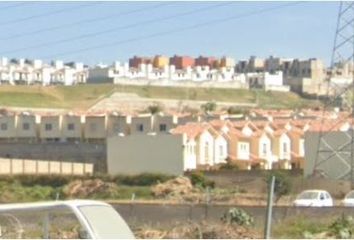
[0,84,320,110]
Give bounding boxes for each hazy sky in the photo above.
[0,1,338,66]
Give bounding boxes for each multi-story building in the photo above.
[195,56,217,68]
[129,56,152,68]
[152,55,169,69]
[169,55,195,70]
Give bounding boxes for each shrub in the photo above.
[221,207,254,226]
[201,102,217,114]
[264,170,292,202]
[329,215,354,239]
[219,162,239,171]
[115,173,174,186]
[189,171,215,189]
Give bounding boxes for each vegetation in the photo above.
[114,173,175,186]
[0,84,319,110]
[201,101,217,114]
[146,103,164,114]
[189,171,215,189]
[221,208,254,226]
[273,215,354,239]
[264,170,292,202]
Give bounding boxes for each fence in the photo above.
[0,158,94,175]
[112,203,354,228]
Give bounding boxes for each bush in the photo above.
[329,215,354,239]
[115,173,174,186]
[0,175,79,188]
[219,162,239,171]
[265,170,292,202]
[189,172,215,189]
[221,208,254,226]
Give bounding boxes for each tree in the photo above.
[201,101,217,114]
[264,170,292,202]
[147,104,163,115]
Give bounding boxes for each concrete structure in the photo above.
[107,134,185,175]
[83,114,107,142]
[39,114,61,142]
[130,114,153,134]
[304,131,354,179]
[107,113,130,137]
[129,56,152,68]
[0,111,16,141]
[169,55,195,70]
[0,58,87,86]
[195,56,217,68]
[219,57,235,68]
[16,112,37,141]
[61,113,83,141]
[153,55,169,69]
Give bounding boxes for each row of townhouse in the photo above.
[0,111,204,142]
[0,58,88,86]
[88,62,289,91]
[168,119,310,171]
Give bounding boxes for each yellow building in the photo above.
[153,55,169,69]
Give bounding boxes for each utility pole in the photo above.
[264,176,275,239]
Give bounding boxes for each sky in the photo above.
[0,1,339,66]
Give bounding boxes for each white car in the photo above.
[0,200,135,239]
[342,190,354,207]
[293,190,333,207]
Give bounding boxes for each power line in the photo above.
[0,2,101,27]
[0,2,34,11]
[0,2,173,41]
[42,2,304,60]
[0,2,233,55]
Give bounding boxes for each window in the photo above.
[262,143,267,155]
[0,123,7,131]
[23,123,30,130]
[45,123,52,131]
[136,124,144,132]
[67,123,75,131]
[219,145,224,157]
[159,124,167,132]
[283,142,288,154]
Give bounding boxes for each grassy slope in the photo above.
[0,84,319,110]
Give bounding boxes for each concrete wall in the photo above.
[304,131,353,179]
[0,158,93,175]
[107,134,184,175]
[0,142,106,172]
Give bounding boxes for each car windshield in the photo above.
[79,205,134,239]
[297,191,319,200]
[346,191,354,199]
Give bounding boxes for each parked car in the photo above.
[342,190,354,207]
[293,190,333,207]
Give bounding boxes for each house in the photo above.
[38,114,61,142]
[16,112,38,142]
[271,129,292,169]
[83,113,107,142]
[0,110,16,141]
[288,127,305,169]
[171,122,227,167]
[130,114,153,134]
[61,112,83,141]
[152,113,178,133]
[106,112,130,137]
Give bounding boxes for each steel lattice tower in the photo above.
[313,2,354,185]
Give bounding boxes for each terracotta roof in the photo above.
[170,122,216,140]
